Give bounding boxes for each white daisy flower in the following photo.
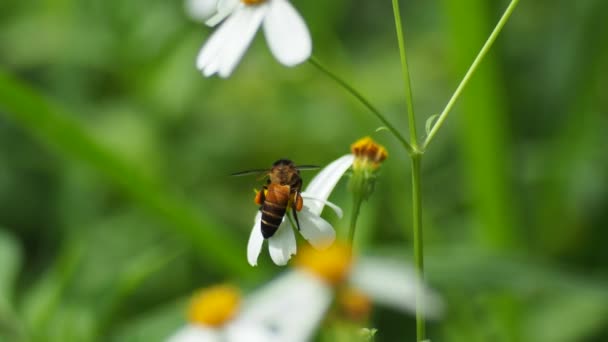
[167,283,329,342]
[249,244,445,332]
[247,155,355,266]
[196,0,312,78]
[185,0,219,22]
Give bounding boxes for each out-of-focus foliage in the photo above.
[1,0,607,341]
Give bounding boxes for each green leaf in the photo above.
[360,328,378,341]
[425,114,439,136]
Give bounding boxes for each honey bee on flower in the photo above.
[240,155,354,266]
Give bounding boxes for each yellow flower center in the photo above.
[187,284,241,327]
[350,136,388,170]
[338,287,372,322]
[295,243,353,286]
[241,0,267,5]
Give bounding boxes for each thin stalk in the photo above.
[308,56,415,155]
[348,195,363,246]
[393,1,425,339]
[392,0,419,148]
[347,170,365,255]
[411,153,425,341]
[423,0,520,149]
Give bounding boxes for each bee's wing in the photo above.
[295,165,320,171]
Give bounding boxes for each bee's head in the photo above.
[269,159,299,185]
[272,158,294,167]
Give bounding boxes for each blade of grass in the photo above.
[439,0,521,340]
[0,69,253,278]
[439,0,517,251]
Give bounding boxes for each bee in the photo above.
[233,159,318,239]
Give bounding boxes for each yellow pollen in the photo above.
[338,287,372,322]
[295,243,353,286]
[187,284,241,327]
[242,0,267,5]
[350,137,388,169]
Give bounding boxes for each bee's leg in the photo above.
[255,186,267,207]
[294,193,303,211]
[292,207,302,231]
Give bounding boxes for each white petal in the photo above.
[196,7,242,71]
[297,207,335,250]
[272,272,333,342]
[240,271,333,342]
[166,325,219,342]
[300,194,343,218]
[304,154,354,216]
[203,7,251,77]
[267,222,296,266]
[205,11,231,27]
[247,212,265,266]
[350,257,445,319]
[218,0,239,13]
[262,0,312,66]
[197,5,267,78]
[185,0,218,22]
[218,6,268,78]
[205,0,239,26]
[224,321,279,342]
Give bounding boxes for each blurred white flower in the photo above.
[167,283,327,342]
[184,0,219,22]
[248,244,445,333]
[196,0,312,78]
[247,155,355,266]
[348,256,444,317]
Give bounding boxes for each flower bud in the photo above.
[349,137,388,201]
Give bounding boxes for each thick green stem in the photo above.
[392,0,419,148]
[308,56,415,155]
[423,0,520,149]
[411,153,425,341]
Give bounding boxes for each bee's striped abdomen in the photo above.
[260,184,290,239]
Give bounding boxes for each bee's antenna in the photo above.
[296,165,320,171]
[230,168,268,177]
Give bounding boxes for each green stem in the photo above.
[411,153,425,341]
[308,56,415,155]
[392,1,425,339]
[423,0,520,149]
[347,170,365,255]
[348,194,363,247]
[392,0,419,148]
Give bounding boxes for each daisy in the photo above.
[196,0,312,78]
[184,0,219,22]
[242,244,444,338]
[167,283,330,342]
[247,154,355,266]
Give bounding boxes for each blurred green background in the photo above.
[1,0,607,341]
